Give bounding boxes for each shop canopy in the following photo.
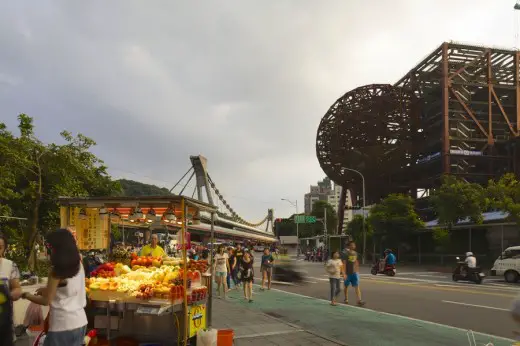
[58,195,218,215]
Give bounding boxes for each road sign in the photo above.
[295,215,317,224]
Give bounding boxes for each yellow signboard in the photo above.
[60,207,109,250]
[188,304,207,338]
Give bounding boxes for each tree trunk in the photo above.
[27,158,43,271]
[27,196,41,271]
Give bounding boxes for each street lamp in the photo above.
[281,198,299,257]
[342,167,367,265]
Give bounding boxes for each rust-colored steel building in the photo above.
[317,42,520,214]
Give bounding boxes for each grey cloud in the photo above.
[0,0,516,220]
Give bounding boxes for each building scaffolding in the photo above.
[317,42,520,207]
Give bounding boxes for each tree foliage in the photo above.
[0,114,121,269]
[345,214,372,246]
[487,173,520,225]
[310,200,338,235]
[118,179,172,196]
[368,194,424,245]
[430,175,487,228]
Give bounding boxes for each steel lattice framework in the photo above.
[317,42,520,205]
[316,84,421,204]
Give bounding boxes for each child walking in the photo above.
[325,251,343,305]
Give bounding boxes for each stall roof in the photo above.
[58,195,218,213]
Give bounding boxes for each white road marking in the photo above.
[364,276,441,284]
[257,285,516,343]
[302,280,318,284]
[435,283,520,292]
[236,329,305,339]
[398,272,444,275]
[418,274,448,278]
[308,277,330,282]
[442,300,510,312]
[271,280,296,286]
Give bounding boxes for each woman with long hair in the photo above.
[22,229,87,346]
[0,232,22,346]
[241,251,254,302]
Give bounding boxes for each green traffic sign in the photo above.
[295,215,317,224]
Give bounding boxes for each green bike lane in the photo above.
[220,286,517,346]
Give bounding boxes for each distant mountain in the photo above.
[117,179,172,196]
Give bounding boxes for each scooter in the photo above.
[371,260,396,276]
[452,257,485,284]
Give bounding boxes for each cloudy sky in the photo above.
[0,0,518,222]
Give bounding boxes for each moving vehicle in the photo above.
[490,245,520,283]
[272,264,306,283]
[370,260,396,276]
[452,256,485,284]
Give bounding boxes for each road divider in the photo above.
[441,300,510,312]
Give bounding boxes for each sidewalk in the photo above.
[211,296,345,345]
[221,285,516,346]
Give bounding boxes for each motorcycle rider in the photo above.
[461,251,476,277]
[379,249,396,272]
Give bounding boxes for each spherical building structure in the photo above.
[316,84,422,204]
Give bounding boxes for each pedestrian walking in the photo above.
[234,244,244,287]
[260,248,274,291]
[212,245,230,299]
[325,251,343,306]
[226,247,238,291]
[241,251,254,302]
[342,241,366,306]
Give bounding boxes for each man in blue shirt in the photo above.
[385,249,396,265]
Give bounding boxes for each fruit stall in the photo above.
[58,195,218,345]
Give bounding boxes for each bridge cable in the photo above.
[206,174,268,227]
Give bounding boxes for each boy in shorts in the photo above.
[342,241,366,306]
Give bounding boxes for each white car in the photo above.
[491,245,520,283]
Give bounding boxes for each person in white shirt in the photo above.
[22,229,87,346]
[212,245,230,299]
[0,232,23,346]
[325,251,343,306]
[465,252,477,268]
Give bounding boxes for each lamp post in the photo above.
[281,198,299,257]
[342,168,367,265]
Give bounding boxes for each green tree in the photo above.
[487,173,520,224]
[118,179,172,196]
[430,175,487,229]
[0,114,121,269]
[368,194,424,247]
[345,214,372,246]
[310,200,338,235]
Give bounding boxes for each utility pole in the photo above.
[323,206,328,254]
[342,168,366,264]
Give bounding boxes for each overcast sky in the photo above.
[0,1,518,223]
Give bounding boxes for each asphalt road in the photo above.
[252,258,519,341]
